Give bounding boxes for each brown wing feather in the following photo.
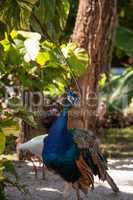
[75,154,94,193]
[73,129,107,180]
[73,129,119,192]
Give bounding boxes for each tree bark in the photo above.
[69,0,117,133]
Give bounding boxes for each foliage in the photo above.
[115,1,133,59]
[118,0,133,31]
[60,0,79,42]
[0,131,28,199]
[99,74,107,89]
[0,0,70,43]
[0,30,88,94]
[31,0,70,42]
[101,126,133,158]
[0,0,38,37]
[0,126,16,189]
[116,26,133,57]
[102,67,133,112]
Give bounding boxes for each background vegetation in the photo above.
[0,0,133,199]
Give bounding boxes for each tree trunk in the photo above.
[18,90,46,159]
[69,0,117,133]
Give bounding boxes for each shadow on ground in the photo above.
[5,159,133,200]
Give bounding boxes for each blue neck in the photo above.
[45,107,73,152]
[48,111,68,137]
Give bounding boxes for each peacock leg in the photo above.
[76,187,81,200]
[42,163,45,180]
[30,159,38,177]
[63,182,72,200]
[74,182,82,200]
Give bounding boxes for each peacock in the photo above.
[42,90,119,199]
[18,90,119,199]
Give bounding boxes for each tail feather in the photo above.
[91,151,107,181]
[106,172,119,193]
[76,155,94,193]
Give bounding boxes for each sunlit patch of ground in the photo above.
[5,158,133,200]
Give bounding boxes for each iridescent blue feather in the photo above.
[42,95,81,182]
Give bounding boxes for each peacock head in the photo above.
[63,89,79,112]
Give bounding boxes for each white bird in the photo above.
[17,134,47,159]
[17,134,48,178]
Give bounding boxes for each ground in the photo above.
[5,158,133,200]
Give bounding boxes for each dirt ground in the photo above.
[5,158,133,200]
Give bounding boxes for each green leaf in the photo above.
[0,132,6,155]
[41,40,56,49]
[31,0,70,41]
[3,160,17,178]
[36,52,50,65]
[10,30,18,39]
[116,26,133,57]
[57,0,70,30]
[0,0,20,30]
[0,34,10,51]
[0,119,17,129]
[99,74,107,88]
[62,43,89,76]
[0,164,5,182]
[102,67,133,111]
[0,0,38,31]
[0,61,6,74]
[12,39,25,57]
[6,47,22,65]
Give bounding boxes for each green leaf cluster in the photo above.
[31,0,70,42]
[0,31,89,95]
[102,67,133,112]
[0,0,70,43]
[0,0,38,38]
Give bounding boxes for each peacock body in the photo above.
[42,102,81,183]
[42,93,95,193]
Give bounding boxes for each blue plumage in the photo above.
[42,92,81,182]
